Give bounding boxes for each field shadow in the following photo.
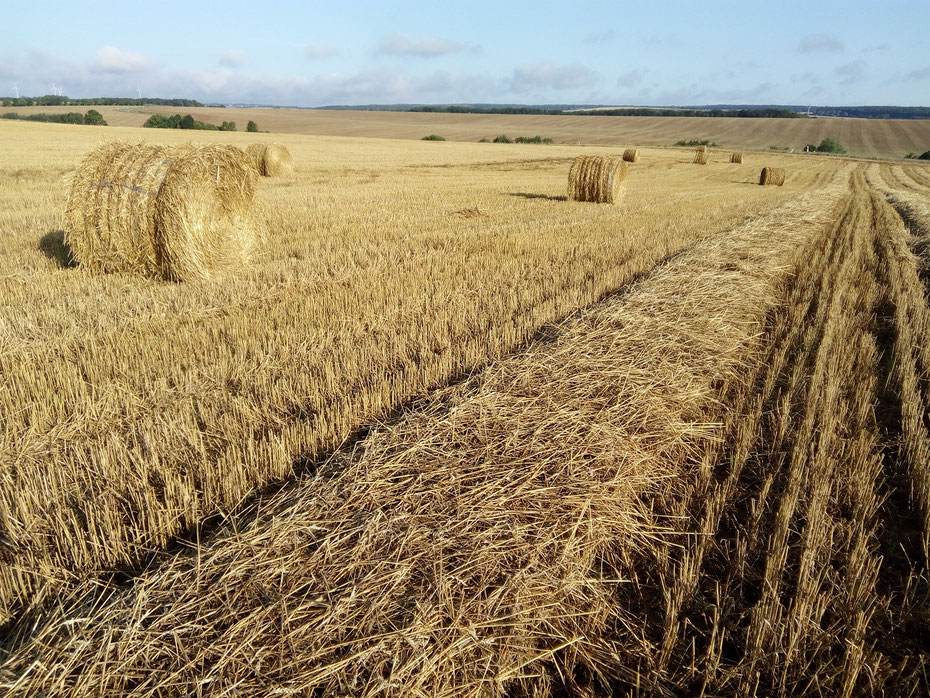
[39,230,77,268]
[508,192,567,201]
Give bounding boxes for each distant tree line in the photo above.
[143,114,258,132]
[573,107,799,118]
[807,106,930,119]
[0,95,203,108]
[1,109,106,125]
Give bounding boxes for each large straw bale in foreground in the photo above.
[693,149,708,165]
[622,148,640,163]
[568,155,627,204]
[246,143,294,177]
[759,166,786,186]
[66,142,257,281]
[730,152,743,164]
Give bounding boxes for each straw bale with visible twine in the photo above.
[66,142,258,281]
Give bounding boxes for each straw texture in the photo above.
[65,142,258,281]
[567,155,627,204]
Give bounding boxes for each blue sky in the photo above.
[1,1,927,106]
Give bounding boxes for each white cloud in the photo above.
[510,62,597,93]
[836,60,866,85]
[378,33,465,57]
[617,69,644,88]
[305,44,339,60]
[219,50,245,67]
[93,46,152,74]
[797,33,844,54]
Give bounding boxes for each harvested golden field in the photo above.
[1,118,929,696]
[10,105,930,157]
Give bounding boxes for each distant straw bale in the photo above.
[697,145,708,153]
[693,149,708,165]
[246,143,294,177]
[567,155,627,204]
[622,148,640,163]
[66,142,258,282]
[730,152,743,164]
[759,166,786,186]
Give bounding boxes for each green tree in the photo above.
[180,114,196,130]
[143,114,169,128]
[816,137,846,154]
[246,120,259,132]
[83,109,107,126]
[219,121,237,131]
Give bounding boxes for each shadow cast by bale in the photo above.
[39,230,77,268]
[508,192,567,201]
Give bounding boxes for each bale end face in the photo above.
[246,143,294,177]
[568,155,628,204]
[759,166,786,186]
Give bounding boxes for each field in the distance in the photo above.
[8,104,930,157]
[1,118,929,696]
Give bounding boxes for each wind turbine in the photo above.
[13,84,18,98]
[137,86,142,99]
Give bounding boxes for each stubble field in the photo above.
[0,118,929,696]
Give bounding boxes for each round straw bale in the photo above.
[65,142,171,276]
[568,155,627,204]
[693,149,708,165]
[730,152,743,164]
[759,166,786,186]
[622,148,640,163]
[66,142,258,281]
[245,143,294,177]
[697,145,708,153]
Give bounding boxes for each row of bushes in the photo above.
[0,109,107,125]
[143,114,258,132]
[423,134,555,144]
[905,151,930,160]
[675,139,718,147]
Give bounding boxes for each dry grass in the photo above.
[760,166,786,185]
[730,152,743,163]
[66,142,258,281]
[0,122,829,629]
[622,148,640,163]
[567,155,627,203]
[246,142,294,177]
[0,173,852,696]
